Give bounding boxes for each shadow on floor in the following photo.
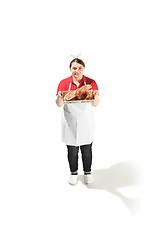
[78,161,143,214]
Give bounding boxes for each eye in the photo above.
[73,67,77,70]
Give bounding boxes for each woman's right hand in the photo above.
[56,91,64,107]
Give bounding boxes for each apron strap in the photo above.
[68,82,72,91]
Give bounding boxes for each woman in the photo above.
[56,58,100,185]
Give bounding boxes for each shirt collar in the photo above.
[70,75,86,85]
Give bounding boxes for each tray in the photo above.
[63,99,95,104]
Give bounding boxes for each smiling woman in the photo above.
[56,57,100,185]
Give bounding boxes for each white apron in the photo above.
[61,82,95,146]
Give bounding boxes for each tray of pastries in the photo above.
[62,84,96,103]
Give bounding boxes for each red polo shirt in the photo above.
[56,75,98,95]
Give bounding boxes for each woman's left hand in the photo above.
[92,90,100,107]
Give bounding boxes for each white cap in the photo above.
[70,53,82,59]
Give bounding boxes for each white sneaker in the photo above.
[84,174,94,184]
[69,175,78,185]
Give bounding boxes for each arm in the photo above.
[92,90,100,107]
[56,91,64,107]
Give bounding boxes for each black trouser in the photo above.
[67,143,92,175]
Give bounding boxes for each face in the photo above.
[70,62,85,81]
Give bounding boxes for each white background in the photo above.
[0,0,160,239]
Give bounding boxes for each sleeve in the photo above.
[56,80,65,95]
[91,80,99,91]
